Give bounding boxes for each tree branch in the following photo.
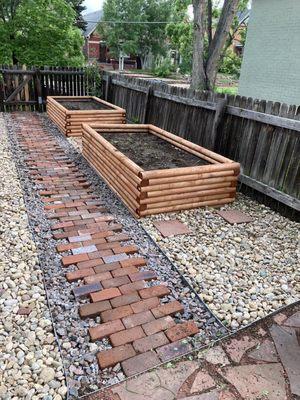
[205,0,239,88]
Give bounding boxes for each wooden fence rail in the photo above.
[0,65,89,112]
[102,73,300,213]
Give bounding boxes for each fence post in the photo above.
[142,85,153,123]
[105,75,112,102]
[210,97,227,149]
[35,68,43,112]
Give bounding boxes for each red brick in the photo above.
[95,242,120,251]
[84,271,112,284]
[143,316,176,336]
[110,326,145,347]
[129,271,157,282]
[113,245,138,255]
[73,218,95,226]
[89,319,124,341]
[77,259,104,270]
[119,281,147,295]
[101,276,130,289]
[95,215,115,223]
[165,321,199,342]
[139,285,170,299]
[60,215,82,222]
[121,351,160,377]
[131,297,160,314]
[51,221,74,230]
[61,253,89,267]
[110,292,140,308]
[57,242,81,252]
[133,331,169,353]
[91,288,121,302]
[101,305,133,323]
[120,257,147,268]
[83,237,106,247]
[152,301,184,319]
[122,310,155,329]
[94,262,121,273]
[92,230,114,239]
[107,233,130,243]
[79,300,111,319]
[112,266,138,278]
[66,268,95,282]
[73,282,102,298]
[88,249,113,260]
[97,344,136,369]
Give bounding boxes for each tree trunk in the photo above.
[191,0,207,90]
[205,0,240,88]
[207,0,212,48]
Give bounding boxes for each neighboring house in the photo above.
[232,9,250,55]
[238,0,300,104]
[83,10,108,62]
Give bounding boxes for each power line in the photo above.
[84,20,191,24]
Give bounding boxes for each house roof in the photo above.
[237,8,250,24]
[83,10,103,38]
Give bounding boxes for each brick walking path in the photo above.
[89,305,300,400]
[13,113,200,379]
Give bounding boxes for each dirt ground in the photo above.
[58,99,111,111]
[101,131,209,170]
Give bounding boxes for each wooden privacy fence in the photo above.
[0,65,95,112]
[102,73,300,213]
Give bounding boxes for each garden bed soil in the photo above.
[58,99,111,111]
[101,131,209,170]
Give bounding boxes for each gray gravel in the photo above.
[4,113,227,397]
[0,114,67,399]
[141,197,300,329]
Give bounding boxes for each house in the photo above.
[238,0,300,104]
[82,10,108,62]
[232,9,250,55]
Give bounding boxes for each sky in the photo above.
[83,0,104,14]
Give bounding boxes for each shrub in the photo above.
[219,50,242,79]
[152,58,175,78]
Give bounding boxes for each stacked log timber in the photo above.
[82,123,240,218]
[46,96,126,137]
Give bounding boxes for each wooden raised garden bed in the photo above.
[46,96,126,137]
[82,123,240,217]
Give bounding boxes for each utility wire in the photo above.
[84,20,191,24]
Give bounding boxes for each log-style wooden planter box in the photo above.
[46,96,126,137]
[82,123,240,217]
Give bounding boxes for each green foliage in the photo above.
[219,49,242,78]
[84,63,102,96]
[100,0,172,61]
[66,0,87,30]
[166,0,192,74]
[166,21,192,74]
[215,86,237,95]
[152,57,175,77]
[0,0,84,66]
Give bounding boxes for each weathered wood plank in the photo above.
[239,174,300,211]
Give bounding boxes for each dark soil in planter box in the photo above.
[58,99,111,111]
[101,131,209,170]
